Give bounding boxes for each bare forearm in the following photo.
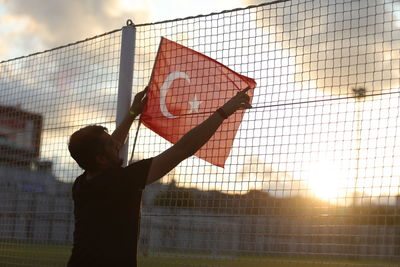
[175,112,225,158]
[111,111,137,149]
[111,87,147,147]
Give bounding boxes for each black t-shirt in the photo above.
[67,158,152,267]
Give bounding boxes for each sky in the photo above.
[1,0,400,205]
[0,0,244,61]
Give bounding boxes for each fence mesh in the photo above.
[0,30,123,266]
[1,0,400,266]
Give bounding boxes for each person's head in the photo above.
[68,125,123,172]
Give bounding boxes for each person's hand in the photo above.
[220,86,252,117]
[130,86,148,116]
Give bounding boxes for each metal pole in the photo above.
[116,20,136,166]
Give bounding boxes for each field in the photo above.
[0,242,398,267]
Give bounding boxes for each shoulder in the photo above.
[118,158,154,188]
[71,172,87,199]
[123,158,153,173]
[72,173,85,190]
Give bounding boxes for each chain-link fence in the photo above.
[0,0,399,266]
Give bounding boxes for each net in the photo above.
[135,0,400,265]
[0,0,399,266]
[0,30,123,266]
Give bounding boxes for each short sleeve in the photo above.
[121,158,153,190]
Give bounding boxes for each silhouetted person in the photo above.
[67,86,252,267]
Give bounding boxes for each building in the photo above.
[0,106,73,244]
[0,105,42,168]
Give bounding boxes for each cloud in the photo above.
[244,0,400,96]
[0,13,43,59]
[234,156,298,197]
[0,0,151,60]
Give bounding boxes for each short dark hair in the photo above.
[68,125,108,171]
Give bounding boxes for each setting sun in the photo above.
[305,160,350,203]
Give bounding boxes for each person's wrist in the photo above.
[216,107,229,120]
[129,110,137,117]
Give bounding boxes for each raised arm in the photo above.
[146,87,252,184]
[111,88,147,149]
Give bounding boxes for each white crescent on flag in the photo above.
[159,71,190,119]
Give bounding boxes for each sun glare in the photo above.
[306,160,350,203]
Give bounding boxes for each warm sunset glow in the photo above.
[305,160,350,203]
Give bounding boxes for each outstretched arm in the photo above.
[111,88,147,149]
[146,87,252,184]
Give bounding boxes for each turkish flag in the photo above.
[141,37,256,167]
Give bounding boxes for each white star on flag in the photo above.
[188,95,201,113]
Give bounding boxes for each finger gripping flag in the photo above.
[141,37,256,167]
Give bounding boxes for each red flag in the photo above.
[141,37,256,167]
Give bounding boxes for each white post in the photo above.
[116,21,136,166]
